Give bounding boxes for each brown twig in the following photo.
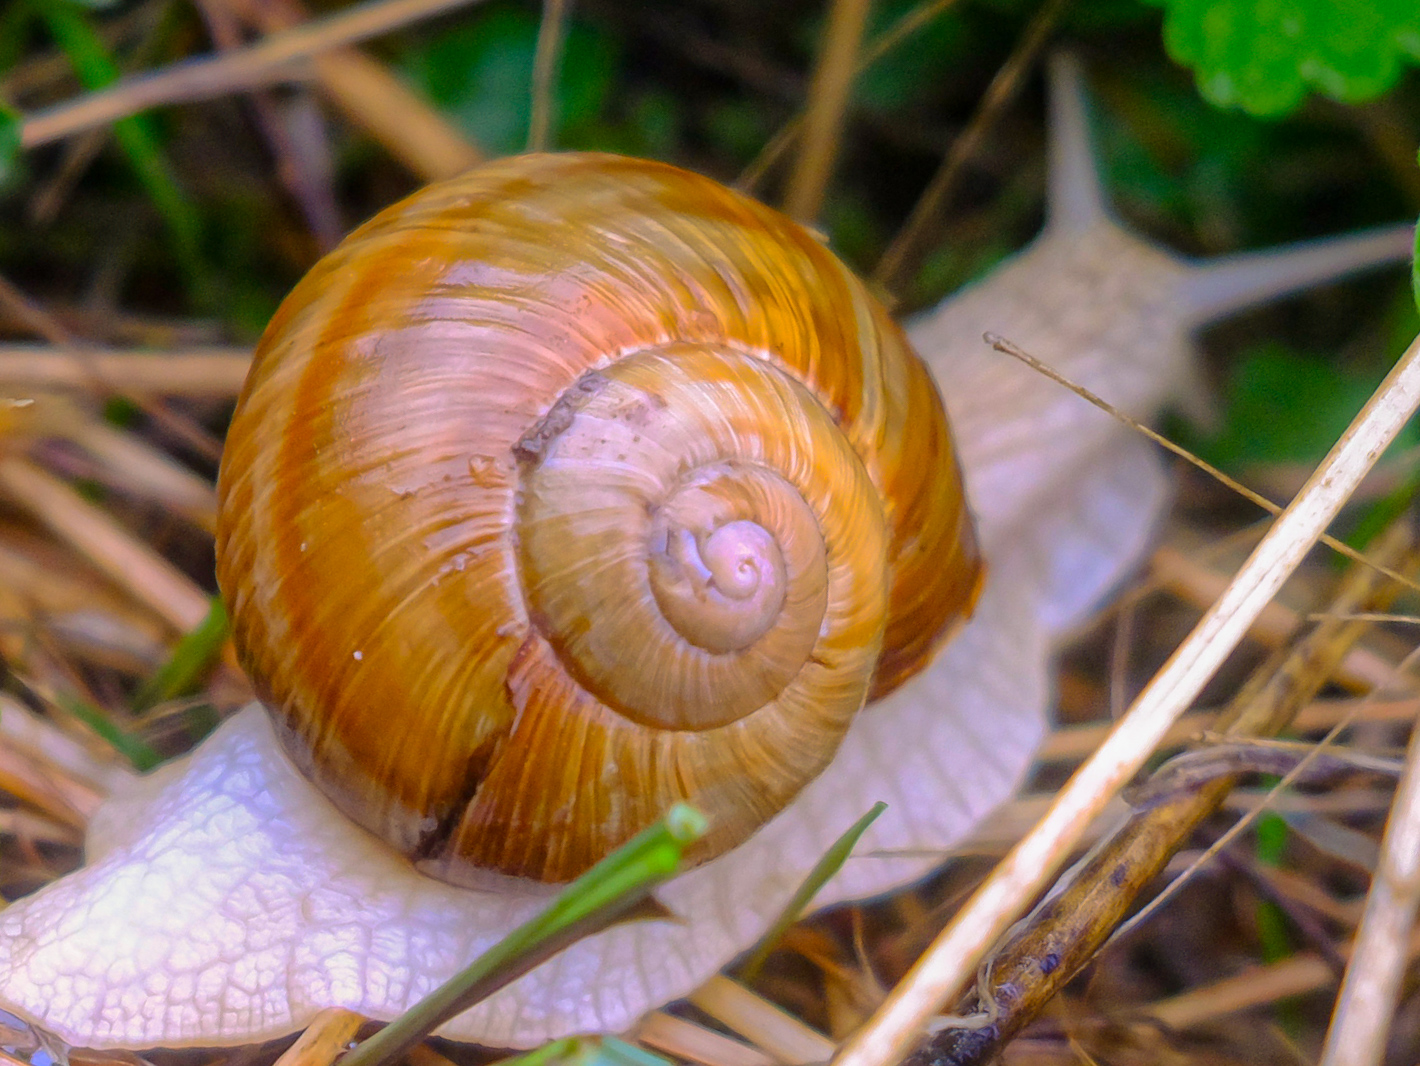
[904,525,1417,1066]
[832,330,1420,1066]
[871,0,1068,300]
[271,1008,364,1066]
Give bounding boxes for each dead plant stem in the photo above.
[830,331,1420,1066]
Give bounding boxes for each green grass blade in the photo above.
[39,2,211,302]
[738,801,887,981]
[341,804,708,1066]
[131,597,229,712]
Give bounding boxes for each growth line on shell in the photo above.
[832,330,1420,1066]
[984,331,1420,600]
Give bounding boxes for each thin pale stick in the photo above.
[1320,703,1420,1065]
[21,0,491,148]
[272,1009,364,1066]
[689,976,836,1065]
[1039,696,1420,764]
[989,332,1420,598]
[831,331,1420,1066]
[904,525,1415,1066]
[782,0,870,222]
[0,346,251,396]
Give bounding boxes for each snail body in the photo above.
[0,57,1412,1051]
[215,152,980,885]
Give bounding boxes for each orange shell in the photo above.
[215,153,981,883]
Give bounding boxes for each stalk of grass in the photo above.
[38,1,213,305]
[340,804,708,1066]
[739,800,886,981]
[131,597,228,712]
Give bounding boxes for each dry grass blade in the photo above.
[1319,698,1420,1064]
[1146,921,1420,1031]
[20,0,494,148]
[689,976,837,1065]
[783,0,870,223]
[991,332,1420,600]
[635,1013,776,1066]
[311,50,482,179]
[831,335,1420,1066]
[904,523,1416,1065]
[1038,696,1420,765]
[0,347,251,396]
[1151,545,1402,692]
[870,0,1067,299]
[737,0,965,194]
[0,456,211,631]
[271,1008,364,1066]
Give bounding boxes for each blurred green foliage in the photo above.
[1185,342,1420,470]
[0,102,18,186]
[400,7,621,156]
[1149,0,1420,116]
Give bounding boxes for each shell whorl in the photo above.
[215,153,981,883]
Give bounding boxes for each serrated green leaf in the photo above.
[1149,0,1420,116]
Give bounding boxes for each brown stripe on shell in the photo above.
[216,153,981,882]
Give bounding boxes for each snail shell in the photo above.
[215,153,982,884]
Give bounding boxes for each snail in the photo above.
[0,55,1411,1051]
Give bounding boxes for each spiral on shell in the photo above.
[215,153,981,884]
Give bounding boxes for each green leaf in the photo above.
[41,2,212,302]
[739,802,886,981]
[57,693,163,772]
[1188,342,1420,468]
[1149,0,1420,116]
[0,102,20,187]
[401,5,618,155]
[131,598,229,712]
[1412,203,1419,317]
